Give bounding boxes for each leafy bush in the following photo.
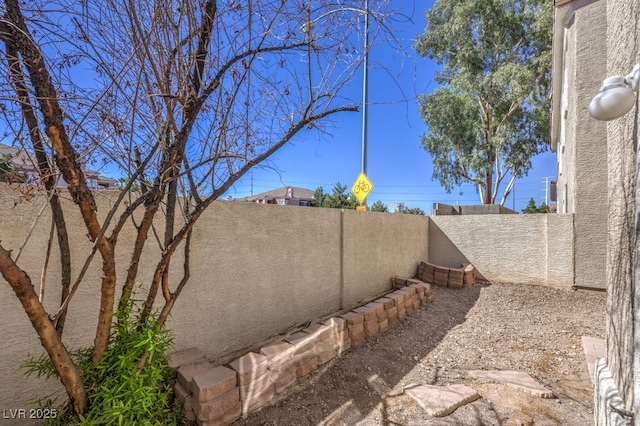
[22,299,183,425]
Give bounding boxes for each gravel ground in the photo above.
[233,282,606,426]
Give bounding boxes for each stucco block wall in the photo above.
[0,186,577,410]
[0,189,165,410]
[0,187,429,409]
[341,210,429,308]
[169,201,344,360]
[545,214,575,288]
[429,214,574,287]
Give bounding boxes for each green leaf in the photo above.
[415,0,552,204]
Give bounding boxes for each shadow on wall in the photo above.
[233,284,484,425]
[427,220,487,281]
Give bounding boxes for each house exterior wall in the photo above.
[570,1,608,290]
[552,0,640,421]
[555,8,577,215]
[553,0,608,290]
[602,0,638,417]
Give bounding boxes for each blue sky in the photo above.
[0,1,555,213]
[223,1,557,213]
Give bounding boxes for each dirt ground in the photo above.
[233,282,606,426]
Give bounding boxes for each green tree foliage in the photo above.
[415,0,552,206]
[313,183,358,209]
[312,187,325,207]
[115,177,142,193]
[369,200,389,212]
[401,206,426,215]
[0,153,24,183]
[0,153,13,181]
[521,197,552,213]
[23,298,180,425]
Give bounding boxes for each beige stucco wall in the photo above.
[545,214,576,288]
[170,201,344,361]
[341,210,429,308]
[0,186,576,410]
[429,214,574,287]
[0,188,165,410]
[570,1,608,290]
[557,9,577,215]
[554,1,608,290]
[553,0,638,420]
[0,187,429,409]
[602,0,637,413]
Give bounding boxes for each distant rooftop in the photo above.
[242,186,315,202]
[0,142,117,189]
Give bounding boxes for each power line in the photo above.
[238,177,546,188]
[230,176,552,205]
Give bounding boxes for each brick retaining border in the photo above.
[408,261,476,288]
[169,281,433,425]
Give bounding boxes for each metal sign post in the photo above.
[351,172,373,209]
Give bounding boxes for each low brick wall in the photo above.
[170,281,433,425]
[393,261,476,290]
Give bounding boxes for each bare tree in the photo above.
[0,0,396,415]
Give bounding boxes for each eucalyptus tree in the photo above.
[0,0,396,415]
[415,0,552,205]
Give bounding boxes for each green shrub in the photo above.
[22,299,183,425]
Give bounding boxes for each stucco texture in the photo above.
[0,185,576,410]
[570,1,608,290]
[341,209,429,308]
[0,188,430,409]
[430,214,574,288]
[168,200,344,361]
[603,0,637,412]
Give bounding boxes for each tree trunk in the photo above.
[118,201,160,312]
[484,171,493,204]
[4,41,72,335]
[0,244,87,414]
[2,0,117,365]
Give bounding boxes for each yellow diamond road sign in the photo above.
[351,172,373,205]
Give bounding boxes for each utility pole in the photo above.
[545,176,549,205]
[360,0,369,206]
[542,177,550,206]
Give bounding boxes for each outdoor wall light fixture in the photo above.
[588,64,640,121]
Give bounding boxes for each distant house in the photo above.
[0,142,117,190]
[242,186,315,206]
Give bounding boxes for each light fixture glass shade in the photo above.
[588,76,637,121]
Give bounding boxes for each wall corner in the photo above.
[594,358,633,425]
